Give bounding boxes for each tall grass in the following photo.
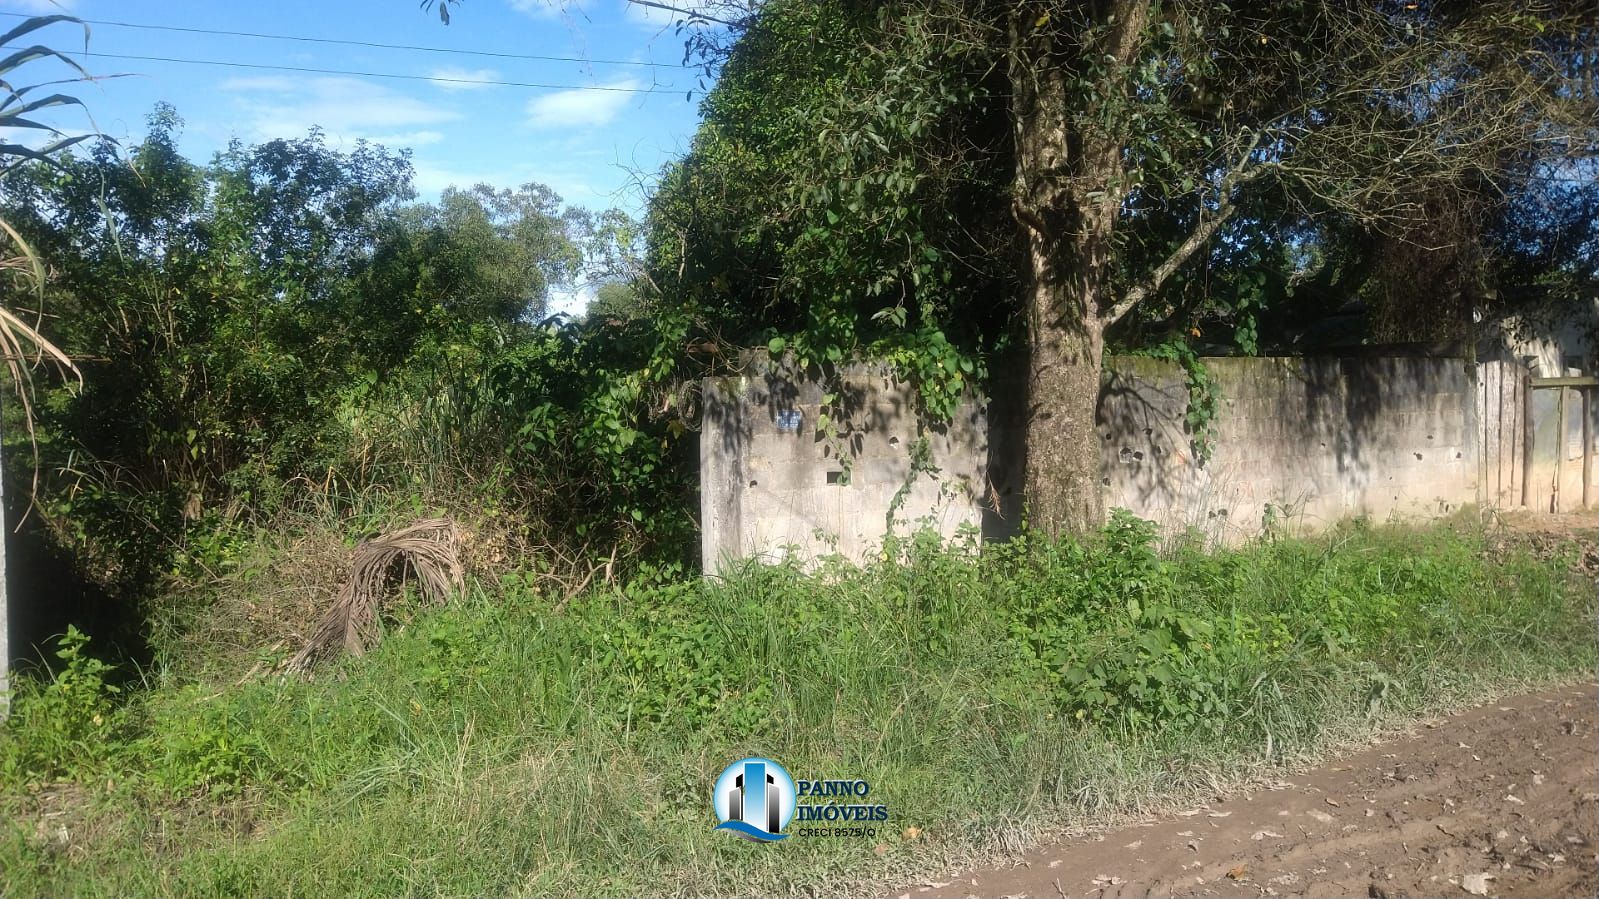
[1,517,1594,897]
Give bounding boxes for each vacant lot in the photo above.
[2,519,1595,898]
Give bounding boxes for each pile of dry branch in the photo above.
[287,518,465,672]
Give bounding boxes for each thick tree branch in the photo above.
[1103,132,1270,325]
[1104,205,1237,325]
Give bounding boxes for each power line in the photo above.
[68,51,674,93]
[0,11,687,69]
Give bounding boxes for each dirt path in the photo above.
[895,684,1599,899]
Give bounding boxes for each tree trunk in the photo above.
[1008,1,1148,537]
[1022,247,1106,537]
[1014,116,1114,538]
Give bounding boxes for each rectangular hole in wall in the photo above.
[825,470,845,486]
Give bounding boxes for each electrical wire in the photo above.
[68,51,673,93]
[0,10,687,69]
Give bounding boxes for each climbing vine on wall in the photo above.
[1144,342,1222,464]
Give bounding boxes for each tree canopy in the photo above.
[649,0,1598,532]
[0,104,698,600]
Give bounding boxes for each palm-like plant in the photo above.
[0,12,102,717]
[0,13,97,401]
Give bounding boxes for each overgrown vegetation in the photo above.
[0,103,705,665]
[0,518,1593,897]
[0,7,1594,896]
[0,7,1590,662]
[650,0,1597,533]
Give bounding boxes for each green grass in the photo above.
[1,516,1594,898]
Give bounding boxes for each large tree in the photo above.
[646,0,1596,535]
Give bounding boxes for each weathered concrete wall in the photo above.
[1098,356,1479,543]
[701,355,1483,570]
[702,357,989,569]
[1480,297,1599,377]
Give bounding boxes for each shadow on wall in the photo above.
[3,504,145,680]
[1302,356,1467,483]
[703,353,989,569]
[1094,355,1475,543]
[982,360,1026,542]
[750,354,918,472]
[703,352,1480,569]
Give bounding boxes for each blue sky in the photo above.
[1,0,717,214]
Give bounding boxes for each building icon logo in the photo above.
[712,757,796,842]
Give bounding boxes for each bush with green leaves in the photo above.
[0,104,699,625]
[0,627,124,785]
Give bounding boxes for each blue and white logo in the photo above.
[712,757,796,842]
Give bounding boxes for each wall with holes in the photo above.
[700,354,1482,570]
[700,356,990,570]
[1093,356,1479,544]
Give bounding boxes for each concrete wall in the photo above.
[701,354,1484,570]
[1480,297,1599,377]
[1097,356,1479,544]
[702,357,989,569]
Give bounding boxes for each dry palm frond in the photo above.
[0,14,103,517]
[0,225,83,513]
[288,517,465,672]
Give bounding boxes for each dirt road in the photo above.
[897,684,1599,899]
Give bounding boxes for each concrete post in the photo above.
[1,405,8,720]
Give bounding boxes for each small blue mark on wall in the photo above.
[776,410,803,433]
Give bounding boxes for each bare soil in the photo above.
[896,683,1599,899]
[1492,510,1599,538]
[1488,512,1599,579]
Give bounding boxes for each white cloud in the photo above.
[411,163,485,196]
[428,67,501,91]
[546,284,592,318]
[621,0,671,26]
[0,0,79,13]
[219,76,297,93]
[410,158,604,208]
[526,79,639,129]
[367,130,445,147]
[411,162,537,196]
[508,0,591,19]
[0,124,53,149]
[220,76,459,147]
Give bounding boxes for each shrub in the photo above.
[0,627,125,786]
